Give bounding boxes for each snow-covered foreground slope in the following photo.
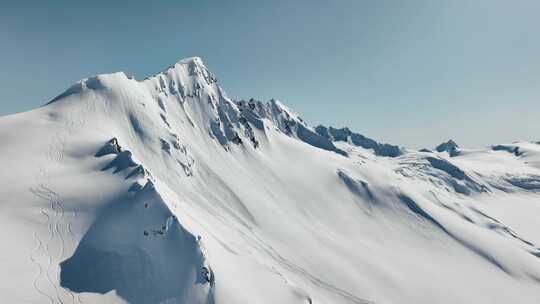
[1,57,540,304]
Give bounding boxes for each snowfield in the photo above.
[1,57,539,304]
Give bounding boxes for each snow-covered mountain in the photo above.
[1,57,540,304]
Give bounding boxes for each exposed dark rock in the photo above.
[436,140,460,157]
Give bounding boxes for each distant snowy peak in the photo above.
[491,144,523,156]
[435,140,460,157]
[315,125,403,157]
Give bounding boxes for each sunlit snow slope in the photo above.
[1,57,540,304]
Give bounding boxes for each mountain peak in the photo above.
[178,56,204,66]
[152,56,209,79]
[142,56,218,99]
[164,57,206,74]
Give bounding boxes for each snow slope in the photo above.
[1,57,540,304]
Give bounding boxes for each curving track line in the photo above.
[29,96,94,303]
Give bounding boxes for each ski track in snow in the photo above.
[30,184,73,304]
[250,232,374,304]
[28,98,91,304]
[30,231,54,304]
[179,188,373,303]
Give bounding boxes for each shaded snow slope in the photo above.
[1,57,540,304]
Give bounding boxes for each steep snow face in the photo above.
[234,98,346,155]
[1,57,540,304]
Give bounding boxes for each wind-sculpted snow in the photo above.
[60,182,213,304]
[336,169,377,205]
[505,175,540,191]
[61,138,213,303]
[1,57,540,304]
[395,154,487,195]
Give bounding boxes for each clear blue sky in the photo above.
[1,0,539,148]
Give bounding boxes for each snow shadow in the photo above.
[60,182,212,304]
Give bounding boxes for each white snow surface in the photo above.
[1,57,540,304]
